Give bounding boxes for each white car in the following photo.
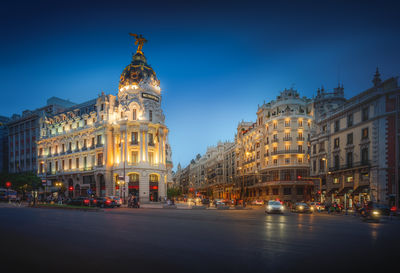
[108,196,122,207]
[265,200,284,214]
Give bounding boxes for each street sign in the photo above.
[87,189,92,195]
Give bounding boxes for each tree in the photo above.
[0,172,41,196]
[167,187,182,199]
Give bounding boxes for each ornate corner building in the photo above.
[235,89,315,203]
[36,35,173,203]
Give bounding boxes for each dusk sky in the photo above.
[1,0,399,170]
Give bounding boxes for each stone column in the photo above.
[139,171,149,203]
[139,131,144,162]
[159,173,166,199]
[144,132,148,163]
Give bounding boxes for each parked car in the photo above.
[309,202,325,211]
[95,197,116,208]
[265,200,284,214]
[67,197,90,206]
[292,202,312,213]
[201,198,210,205]
[108,196,122,207]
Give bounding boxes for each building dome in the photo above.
[119,52,159,90]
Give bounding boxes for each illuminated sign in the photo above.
[142,92,159,102]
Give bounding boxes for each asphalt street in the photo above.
[1,206,399,273]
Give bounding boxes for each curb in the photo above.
[30,205,103,212]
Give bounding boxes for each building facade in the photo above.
[36,37,173,203]
[7,98,75,174]
[235,88,315,203]
[311,70,400,208]
[0,116,10,172]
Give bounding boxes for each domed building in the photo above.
[36,34,173,203]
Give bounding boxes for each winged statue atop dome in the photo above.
[129,33,147,53]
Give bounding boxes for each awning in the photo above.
[327,188,339,195]
[337,187,353,196]
[352,185,369,195]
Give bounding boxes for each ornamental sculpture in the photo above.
[129,33,147,54]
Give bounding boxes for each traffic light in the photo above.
[297,175,302,180]
[5,181,11,188]
[68,186,74,191]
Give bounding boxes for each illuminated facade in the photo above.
[37,35,173,202]
[235,88,315,203]
[311,70,400,208]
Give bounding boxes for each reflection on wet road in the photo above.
[0,207,398,273]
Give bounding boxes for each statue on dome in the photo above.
[129,33,147,53]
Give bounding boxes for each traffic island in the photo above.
[216,205,230,210]
[30,204,102,212]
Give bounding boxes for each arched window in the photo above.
[133,109,137,120]
[129,173,139,183]
[149,174,158,182]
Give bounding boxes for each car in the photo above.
[265,200,284,214]
[67,197,91,206]
[252,200,264,206]
[201,198,210,205]
[309,202,325,211]
[108,196,122,207]
[292,202,312,213]
[95,197,116,208]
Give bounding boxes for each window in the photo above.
[149,110,153,122]
[148,152,154,164]
[334,138,340,148]
[347,133,353,145]
[285,144,290,151]
[313,160,316,172]
[298,157,303,163]
[319,141,325,152]
[97,153,103,166]
[283,188,291,195]
[285,120,290,127]
[76,158,79,169]
[346,176,354,183]
[347,114,353,127]
[298,145,303,153]
[273,159,278,165]
[361,147,369,164]
[131,151,138,164]
[69,159,72,169]
[62,160,65,170]
[362,128,369,139]
[313,144,316,154]
[97,135,102,145]
[76,141,79,150]
[62,144,65,152]
[83,139,87,148]
[121,112,124,118]
[334,119,340,132]
[68,142,72,151]
[148,133,154,145]
[298,119,303,127]
[273,122,277,129]
[333,177,339,184]
[334,155,340,169]
[272,188,279,195]
[285,158,290,164]
[346,152,353,168]
[133,109,137,120]
[131,132,138,144]
[362,107,369,121]
[55,161,58,171]
[100,104,104,111]
[319,159,325,171]
[296,187,304,195]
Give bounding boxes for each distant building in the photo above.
[7,97,75,173]
[311,69,400,208]
[0,116,10,172]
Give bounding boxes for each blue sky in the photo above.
[1,0,399,170]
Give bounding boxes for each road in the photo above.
[1,206,399,273]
